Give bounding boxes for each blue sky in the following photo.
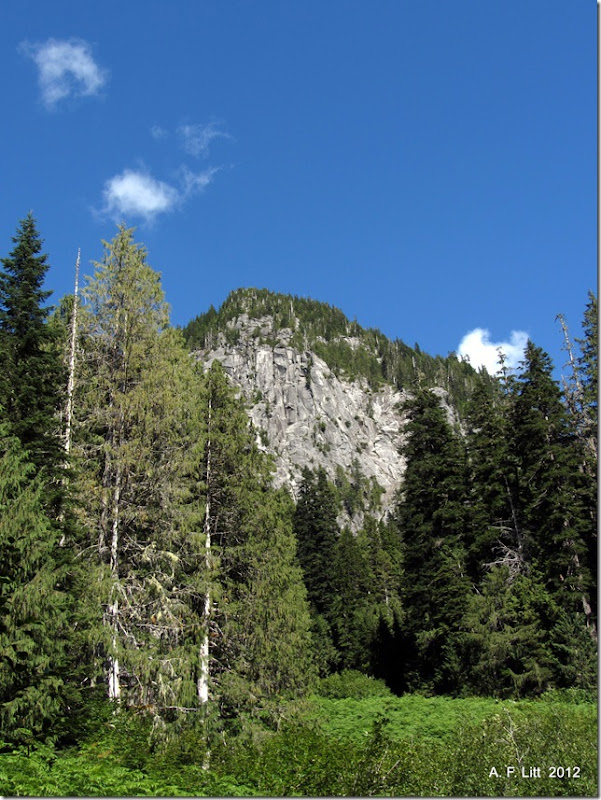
[0,1,596,374]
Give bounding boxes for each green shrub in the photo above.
[316,669,392,699]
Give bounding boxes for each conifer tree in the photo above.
[575,292,598,614]
[394,389,471,693]
[330,526,371,670]
[293,467,340,618]
[74,230,316,737]
[351,516,403,676]
[464,380,523,581]
[510,341,594,626]
[463,566,556,697]
[0,213,64,483]
[293,467,341,673]
[220,487,316,722]
[558,291,598,466]
[0,428,75,743]
[193,363,315,724]
[576,291,598,459]
[73,226,201,714]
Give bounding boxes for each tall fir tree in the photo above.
[74,230,315,740]
[574,292,598,613]
[464,379,524,582]
[576,291,598,453]
[394,389,471,694]
[510,341,594,628]
[190,362,316,728]
[559,291,598,467]
[0,427,77,743]
[0,214,64,483]
[73,225,202,715]
[330,526,371,671]
[293,467,340,619]
[293,467,341,673]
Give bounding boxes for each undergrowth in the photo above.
[0,692,596,796]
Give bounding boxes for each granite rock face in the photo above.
[197,312,410,517]
[197,313,460,529]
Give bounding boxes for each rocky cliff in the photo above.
[192,307,457,527]
[186,288,477,527]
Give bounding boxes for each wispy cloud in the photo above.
[150,124,168,140]
[458,328,528,374]
[20,37,107,110]
[178,121,230,157]
[180,166,221,196]
[101,167,218,222]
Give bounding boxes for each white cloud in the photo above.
[458,328,528,374]
[102,170,179,221]
[101,167,218,222]
[21,38,107,109]
[178,121,229,157]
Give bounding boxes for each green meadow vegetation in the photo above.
[0,684,596,796]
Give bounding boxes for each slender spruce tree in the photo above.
[464,379,524,582]
[293,467,341,673]
[0,427,75,743]
[394,388,471,694]
[462,565,556,697]
[330,526,371,670]
[575,292,598,616]
[293,467,340,619]
[192,362,316,726]
[576,291,598,454]
[510,342,594,622]
[0,214,64,482]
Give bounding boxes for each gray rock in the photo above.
[197,313,409,525]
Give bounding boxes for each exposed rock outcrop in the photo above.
[197,313,408,515]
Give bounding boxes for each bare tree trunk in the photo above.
[199,393,212,769]
[106,463,122,701]
[198,394,212,705]
[108,599,121,701]
[64,248,80,456]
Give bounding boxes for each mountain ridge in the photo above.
[183,287,494,404]
[184,288,475,528]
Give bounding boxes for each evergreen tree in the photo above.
[330,526,371,670]
[510,342,594,626]
[73,226,201,715]
[192,363,315,725]
[74,229,316,741]
[293,467,340,619]
[352,515,403,677]
[293,467,341,673]
[576,291,598,459]
[574,292,598,615]
[558,291,598,467]
[0,214,64,481]
[394,389,471,694]
[0,428,75,743]
[464,379,524,581]
[462,566,556,697]
[220,488,316,723]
